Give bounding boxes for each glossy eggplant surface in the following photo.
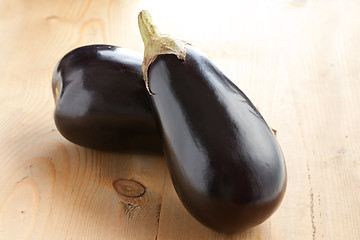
[139,11,287,233]
[52,45,161,153]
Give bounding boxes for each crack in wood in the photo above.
[16,176,28,184]
[120,201,140,220]
[307,161,317,240]
[155,204,161,223]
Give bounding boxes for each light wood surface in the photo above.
[1,0,359,239]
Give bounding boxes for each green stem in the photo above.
[138,10,161,51]
[138,10,187,94]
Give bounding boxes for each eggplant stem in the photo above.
[138,10,161,49]
[138,10,187,94]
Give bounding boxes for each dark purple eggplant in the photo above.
[52,44,161,153]
[138,11,287,233]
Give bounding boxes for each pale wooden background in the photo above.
[0,0,359,239]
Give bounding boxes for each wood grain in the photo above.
[0,0,359,239]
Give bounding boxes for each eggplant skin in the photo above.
[52,45,162,153]
[148,45,287,233]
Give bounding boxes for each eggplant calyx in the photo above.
[138,10,187,95]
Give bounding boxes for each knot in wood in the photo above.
[113,179,145,198]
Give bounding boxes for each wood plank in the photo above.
[0,0,359,239]
[0,0,166,240]
[154,0,360,239]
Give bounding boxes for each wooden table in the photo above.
[1,0,359,239]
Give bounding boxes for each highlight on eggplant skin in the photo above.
[138,10,287,233]
[52,44,162,153]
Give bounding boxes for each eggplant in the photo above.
[52,44,162,153]
[138,11,287,233]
